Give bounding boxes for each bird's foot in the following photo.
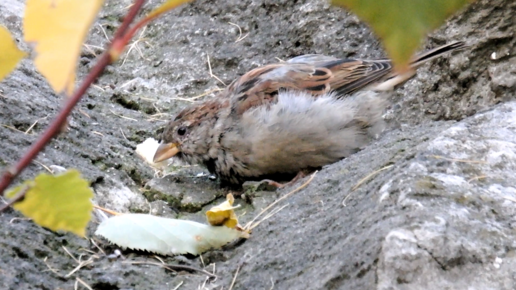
[261,170,310,189]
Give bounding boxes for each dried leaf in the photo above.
[95,214,249,256]
[206,194,239,228]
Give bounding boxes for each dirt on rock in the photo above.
[1,0,516,289]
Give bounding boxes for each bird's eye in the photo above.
[177,126,187,136]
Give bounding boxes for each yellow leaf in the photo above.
[332,0,473,70]
[23,0,105,95]
[6,169,94,237]
[206,193,239,228]
[0,26,26,81]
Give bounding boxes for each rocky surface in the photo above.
[1,0,515,289]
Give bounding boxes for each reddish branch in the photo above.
[0,0,147,197]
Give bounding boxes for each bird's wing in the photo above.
[227,62,333,115]
[323,58,393,95]
[227,58,394,115]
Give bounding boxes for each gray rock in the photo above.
[1,0,515,289]
[377,101,516,289]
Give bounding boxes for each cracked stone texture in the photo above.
[1,0,516,289]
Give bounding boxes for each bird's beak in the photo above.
[153,142,180,163]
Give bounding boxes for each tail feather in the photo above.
[410,41,467,67]
[328,41,466,95]
[371,41,467,91]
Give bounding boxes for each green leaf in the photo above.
[332,0,473,70]
[6,170,93,237]
[95,214,249,256]
[0,26,26,81]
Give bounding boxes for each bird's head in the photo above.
[153,99,226,163]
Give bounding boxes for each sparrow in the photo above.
[154,41,466,185]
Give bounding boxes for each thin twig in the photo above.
[90,239,105,256]
[170,88,223,103]
[211,263,216,277]
[429,155,486,164]
[172,281,183,290]
[467,175,487,183]
[503,196,516,203]
[152,103,162,114]
[9,217,31,223]
[199,276,209,290]
[207,55,227,86]
[1,124,25,134]
[75,277,93,290]
[119,128,128,140]
[228,265,241,290]
[33,160,53,174]
[42,257,60,275]
[228,22,249,43]
[109,109,138,121]
[343,165,393,206]
[92,131,104,137]
[62,246,80,264]
[94,204,122,216]
[228,22,242,42]
[153,255,166,264]
[78,109,91,119]
[122,26,149,65]
[66,259,94,278]
[123,261,217,278]
[82,44,98,57]
[97,24,110,41]
[25,117,46,134]
[250,203,288,230]
[199,254,206,268]
[236,33,249,43]
[244,171,318,230]
[119,78,138,89]
[91,84,105,92]
[351,164,393,191]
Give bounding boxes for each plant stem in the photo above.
[0,186,29,212]
[0,0,147,196]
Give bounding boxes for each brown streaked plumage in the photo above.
[154,41,466,185]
